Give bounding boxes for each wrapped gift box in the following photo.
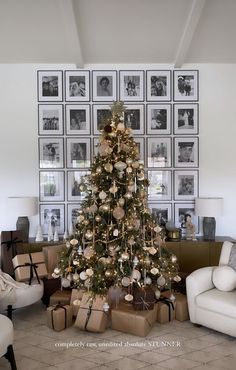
[49,289,72,306]
[175,293,189,321]
[1,230,24,276]
[133,286,156,311]
[112,303,157,337]
[12,252,48,283]
[47,304,73,331]
[42,277,61,306]
[156,299,175,324]
[75,293,108,333]
[42,244,66,278]
[70,288,85,316]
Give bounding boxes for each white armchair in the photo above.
[186,241,236,337]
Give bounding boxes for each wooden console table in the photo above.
[166,237,235,274]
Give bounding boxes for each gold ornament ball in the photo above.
[126,158,133,166]
[121,252,130,261]
[118,198,125,206]
[95,215,102,222]
[139,164,144,170]
[85,230,93,240]
[127,224,133,231]
[102,204,110,212]
[83,219,89,226]
[113,206,125,220]
[104,163,113,173]
[96,167,102,174]
[105,269,113,278]
[124,191,132,199]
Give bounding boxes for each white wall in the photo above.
[0,63,236,238]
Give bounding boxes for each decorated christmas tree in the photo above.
[54,102,179,301]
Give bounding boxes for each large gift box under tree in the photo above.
[75,293,109,333]
[47,304,73,332]
[49,289,72,306]
[111,303,157,337]
[12,252,48,282]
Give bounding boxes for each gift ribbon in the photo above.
[79,305,108,331]
[134,288,155,311]
[14,253,43,285]
[51,304,67,330]
[158,297,174,321]
[1,231,23,257]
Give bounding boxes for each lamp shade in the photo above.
[8,196,38,217]
[195,197,223,217]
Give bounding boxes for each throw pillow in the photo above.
[228,244,236,271]
[212,266,236,291]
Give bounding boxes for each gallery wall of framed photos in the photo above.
[37,69,199,235]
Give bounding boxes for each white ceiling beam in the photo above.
[174,0,206,68]
[58,0,84,67]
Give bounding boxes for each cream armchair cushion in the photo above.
[212,265,236,291]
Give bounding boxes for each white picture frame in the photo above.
[174,170,199,201]
[174,70,199,101]
[147,137,172,168]
[92,70,117,102]
[37,70,63,102]
[146,104,171,135]
[123,104,144,134]
[66,138,91,168]
[174,103,199,135]
[39,137,64,169]
[38,104,64,135]
[148,170,172,201]
[65,104,90,135]
[174,137,199,168]
[39,171,65,202]
[148,203,172,227]
[67,170,90,201]
[146,70,171,101]
[174,202,199,234]
[39,203,65,235]
[65,70,90,102]
[119,70,144,101]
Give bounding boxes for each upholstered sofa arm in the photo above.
[186,266,216,323]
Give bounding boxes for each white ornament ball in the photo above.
[131,269,141,281]
[155,289,161,300]
[121,277,131,287]
[144,277,152,285]
[124,294,133,302]
[157,276,166,287]
[79,271,88,281]
[61,278,71,288]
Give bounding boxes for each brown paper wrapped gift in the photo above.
[70,289,85,316]
[133,286,156,311]
[175,293,189,321]
[47,304,73,331]
[12,252,48,283]
[1,230,24,276]
[49,289,72,306]
[156,299,175,324]
[42,244,66,278]
[111,303,157,337]
[75,293,108,333]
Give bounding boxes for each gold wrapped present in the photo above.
[111,303,157,337]
[70,289,85,316]
[49,289,72,306]
[12,252,47,283]
[75,293,109,333]
[47,304,73,331]
[156,299,175,324]
[175,293,189,321]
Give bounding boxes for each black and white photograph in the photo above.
[67,170,90,201]
[146,70,171,101]
[134,137,145,164]
[67,204,82,229]
[93,104,112,134]
[92,70,117,102]
[39,171,64,202]
[38,104,63,135]
[39,138,64,168]
[37,70,63,102]
[39,204,65,235]
[174,137,199,168]
[65,104,90,135]
[119,70,144,101]
[147,137,171,168]
[148,170,172,201]
[65,70,90,102]
[66,138,91,168]
[147,104,171,135]
[174,203,199,235]
[174,170,199,201]
[148,203,172,227]
[174,70,199,101]
[123,104,144,134]
[174,104,199,135]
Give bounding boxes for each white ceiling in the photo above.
[0,0,235,66]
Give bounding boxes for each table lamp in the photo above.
[8,196,38,242]
[195,197,223,240]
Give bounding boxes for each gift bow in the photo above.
[1,231,23,256]
[158,297,175,321]
[51,304,67,330]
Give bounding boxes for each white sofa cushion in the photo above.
[212,266,236,291]
[196,288,236,319]
[219,241,234,265]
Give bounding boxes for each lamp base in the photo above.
[203,217,216,240]
[16,216,29,242]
